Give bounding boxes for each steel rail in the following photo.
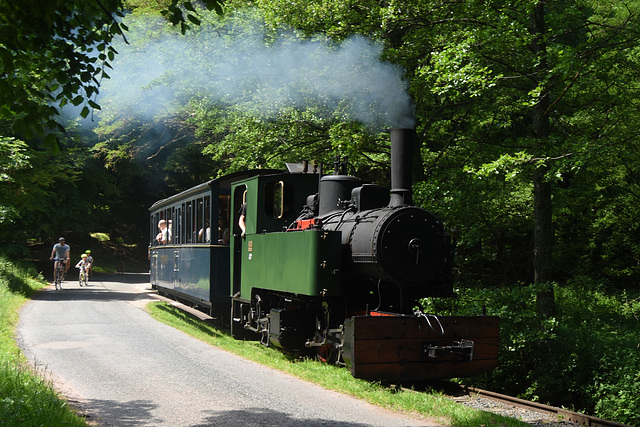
[463,386,631,427]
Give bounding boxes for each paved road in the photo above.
[16,274,442,426]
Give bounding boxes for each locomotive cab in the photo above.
[229,170,341,346]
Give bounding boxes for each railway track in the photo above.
[451,385,630,427]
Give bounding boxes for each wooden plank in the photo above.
[350,359,500,381]
[150,292,215,322]
[348,315,499,340]
[350,338,499,364]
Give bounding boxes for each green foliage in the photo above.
[0,0,126,139]
[0,136,92,241]
[423,281,640,425]
[413,149,536,285]
[0,0,223,139]
[0,357,87,426]
[198,106,392,181]
[592,349,640,425]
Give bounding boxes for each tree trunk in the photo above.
[530,1,556,317]
[533,165,555,316]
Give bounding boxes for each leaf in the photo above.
[184,2,196,12]
[187,15,201,26]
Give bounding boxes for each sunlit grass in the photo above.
[0,255,87,426]
[147,301,526,427]
[89,232,110,242]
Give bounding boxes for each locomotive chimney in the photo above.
[389,128,416,207]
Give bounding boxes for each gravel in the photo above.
[454,394,584,426]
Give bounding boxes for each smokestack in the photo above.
[389,128,415,207]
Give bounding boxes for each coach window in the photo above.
[185,200,193,243]
[178,204,184,244]
[191,199,197,243]
[169,207,175,244]
[202,196,211,243]
[192,199,198,243]
[151,213,157,246]
[218,195,230,244]
[161,210,167,244]
[265,180,293,219]
[195,197,203,243]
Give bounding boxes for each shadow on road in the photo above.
[37,273,154,303]
[192,407,404,427]
[71,398,159,426]
[94,272,151,284]
[74,399,405,427]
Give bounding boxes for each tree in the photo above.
[0,136,88,241]
[0,0,223,143]
[244,0,640,302]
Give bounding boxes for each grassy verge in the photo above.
[147,301,527,427]
[0,254,87,426]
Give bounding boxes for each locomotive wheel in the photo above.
[316,343,339,364]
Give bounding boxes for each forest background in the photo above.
[1,0,639,424]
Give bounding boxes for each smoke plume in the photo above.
[96,12,415,130]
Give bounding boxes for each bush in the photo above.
[421,280,640,425]
[592,350,640,425]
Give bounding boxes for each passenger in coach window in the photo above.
[218,217,230,244]
[198,221,211,243]
[156,219,168,244]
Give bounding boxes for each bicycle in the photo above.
[53,258,67,290]
[78,264,88,287]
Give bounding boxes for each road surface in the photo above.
[17,274,442,426]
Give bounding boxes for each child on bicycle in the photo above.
[75,253,91,269]
[76,254,91,283]
[85,250,94,279]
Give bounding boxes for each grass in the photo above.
[0,254,87,426]
[147,301,527,427]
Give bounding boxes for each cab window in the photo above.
[265,180,293,219]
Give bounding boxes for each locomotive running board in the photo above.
[342,315,499,381]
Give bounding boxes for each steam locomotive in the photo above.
[149,128,499,381]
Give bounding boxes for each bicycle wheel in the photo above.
[79,270,84,286]
[54,268,62,290]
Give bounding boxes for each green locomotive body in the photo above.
[237,230,342,299]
